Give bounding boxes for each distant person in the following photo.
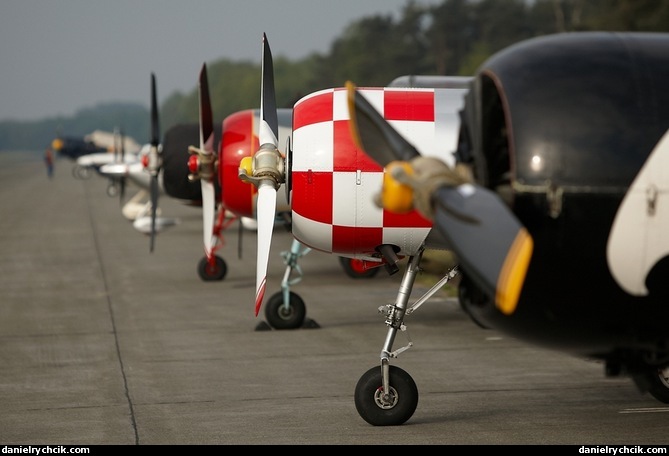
[44,147,54,178]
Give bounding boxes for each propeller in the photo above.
[118,127,127,205]
[346,81,533,315]
[187,63,218,262]
[239,33,284,316]
[147,73,161,253]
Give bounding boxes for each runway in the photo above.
[1,152,668,445]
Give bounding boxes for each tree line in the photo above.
[3,0,668,153]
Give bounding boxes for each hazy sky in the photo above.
[0,0,443,122]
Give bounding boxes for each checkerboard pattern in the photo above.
[291,86,464,259]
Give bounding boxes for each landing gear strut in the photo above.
[355,246,459,425]
[263,239,312,329]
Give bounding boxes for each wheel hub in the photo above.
[373,386,398,409]
[277,306,294,320]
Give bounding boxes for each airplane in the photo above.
[184,63,328,327]
[99,143,182,235]
[75,128,142,198]
[239,33,468,323]
[176,64,254,283]
[90,70,276,286]
[174,61,386,330]
[52,129,140,191]
[242,31,669,426]
[51,134,106,160]
[98,76,197,241]
[145,65,255,282]
[51,134,107,179]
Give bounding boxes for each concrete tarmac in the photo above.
[2,152,669,445]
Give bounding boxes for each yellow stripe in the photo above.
[496,228,533,315]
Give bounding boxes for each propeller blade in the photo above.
[432,185,532,314]
[255,185,277,316]
[120,128,125,162]
[202,180,215,255]
[346,81,533,315]
[150,74,160,147]
[114,127,120,162]
[236,33,285,315]
[119,127,126,204]
[148,73,161,253]
[199,64,214,149]
[260,33,279,146]
[346,81,419,166]
[252,33,281,316]
[150,175,158,253]
[119,174,127,204]
[198,63,217,258]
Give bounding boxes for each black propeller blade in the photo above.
[261,34,279,144]
[118,127,126,205]
[347,85,420,165]
[189,62,217,260]
[149,73,161,253]
[346,81,533,315]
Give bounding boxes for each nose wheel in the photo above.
[633,365,669,403]
[355,365,418,426]
[106,180,119,197]
[264,291,306,329]
[72,165,92,180]
[197,255,227,281]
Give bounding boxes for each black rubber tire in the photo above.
[355,365,418,426]
[197,255,227,281]
[73,165,91,180]
[106,182,118,198]
[638,367,669,403]
[264,291,306,330]
[339,257,380,279]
